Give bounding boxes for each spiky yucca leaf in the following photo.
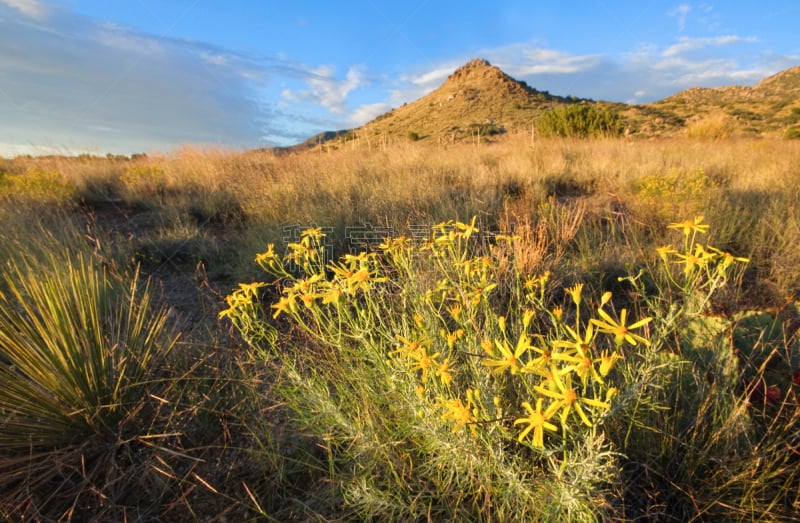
[0,252,177,454]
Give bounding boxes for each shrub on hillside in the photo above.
[537,104,624,138]
[784,127,800,139]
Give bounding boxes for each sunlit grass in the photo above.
[1,137,799,519]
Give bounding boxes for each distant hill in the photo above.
[651,66,800,138]
[283,59,800,150]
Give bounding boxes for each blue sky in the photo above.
[1,1,798,156]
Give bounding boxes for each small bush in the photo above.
[630,168,713,222]
[784,127,800,139]
[223,216,765,519]
[0,167,76,206]
[469,122,504,136]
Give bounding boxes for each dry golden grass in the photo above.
[3,136,800,520]
[94,137,797,305]
[3,135,799,301]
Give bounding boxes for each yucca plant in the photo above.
[0,251,179,515]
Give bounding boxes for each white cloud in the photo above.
[664,59,773,85]
[663,35,755,57]
[479,44,602,77]
[93,22,165,56]
[0,0,48,20]
[281,64,367,114]
[0,142,86,157]
[409,66,455,87]
[515,48,602,75]
[201,52,229,67]
[668,3,691,32]
[389,63,461,106]
[349,102,392,126]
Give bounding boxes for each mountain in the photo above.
[294,59,800,150]
[355,58,584,143]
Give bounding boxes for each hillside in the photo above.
[650,66,800,138]
[297,59,800,150]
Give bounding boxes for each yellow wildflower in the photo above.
[219,290,250,319]
[455,216,479,239]
[656,245,676,263]
[393,334,428,359]
[600,292,613,307]
[435,357,455,385]
[523,309,535,328]
[483,334,530,375]
[524,272,550,292]
[497,316,507,333]
[552,323,601,386]
[553,323,594,356]
[254,243,277,264]
[673,243,717,275]
[464,280,497,304]
[707,245,750,268]
[415,385,425,399]
[320,284,343,305]
[520,344,553,376]
[271,295,296,319]
[379,235,410,253]
[444,328,465,349]
[591,308,652,347]
[605,387,619,402]
[298,292,317,309]
[238,281,267,298]
[448,303,463,322]
[599,350,622,377]
[409,347,440,383]
[514,398,558,447]
[567,283,584,306]
[667,215,710,236]
[300,226,325,242]
[439,396,476,433]
[536,371,610,428]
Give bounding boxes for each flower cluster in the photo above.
[373,219,643,447]
[470,281,636,446]
[657,216,749,308]
[223,216,748,450]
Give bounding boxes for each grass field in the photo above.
[1,136,799,520]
